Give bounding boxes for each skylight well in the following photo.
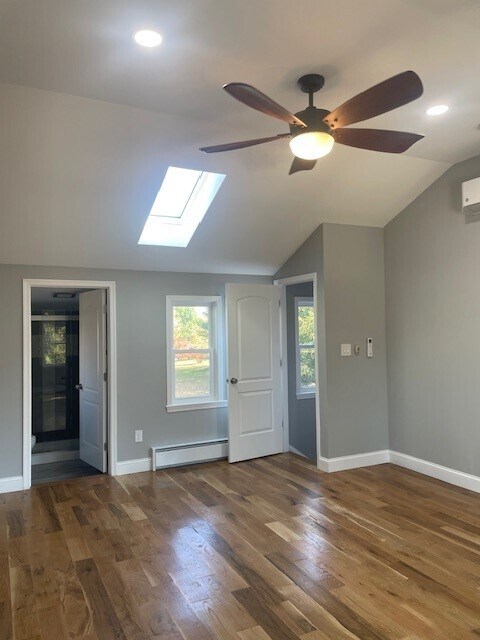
[138,167,225,247]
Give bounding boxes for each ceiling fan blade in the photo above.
[224,83,306,127]
[324,71,423,129]
[200,133,290,153]
[332,128,424,153]
[289,157,317,175]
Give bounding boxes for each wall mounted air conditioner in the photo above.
[462,177,480,214]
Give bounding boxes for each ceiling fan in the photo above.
[200,71,424,174]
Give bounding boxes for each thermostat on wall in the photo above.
[366,338,373,358]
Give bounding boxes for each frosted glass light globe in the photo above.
[289,131,334,160]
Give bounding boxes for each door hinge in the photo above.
[282,419,284,430]
[280,359,282,367]
[104,442,108,452]
[103,371,107,382]
[103,304,108,314]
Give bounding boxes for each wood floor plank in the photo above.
[0,556,14,640]
[76,558,128,640]
[7,511,25,539]
[9,565,40,639]
[2,454,480,639]
[237,626,273,640]
[47,531,93,638]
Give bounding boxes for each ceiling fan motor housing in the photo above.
[289,107,331,137]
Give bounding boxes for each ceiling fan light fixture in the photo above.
[289,131,334,160]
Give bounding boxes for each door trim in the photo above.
[273,273,321,464]
[22,278,118,489]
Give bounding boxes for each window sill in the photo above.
[166,400,227,413]
[296,392,316,400]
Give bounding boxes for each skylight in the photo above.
[138,167,225,248]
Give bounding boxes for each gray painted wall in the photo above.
[286,282,316,460]
[0,263,270,478]
[276,223,389,458]
[385,153,480,476]
[323,224,389,457]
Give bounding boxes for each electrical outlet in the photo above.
[134,429,143,443]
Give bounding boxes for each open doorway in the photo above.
[285,282,316,460]
[23,279,117,488]
[275,273,320,465]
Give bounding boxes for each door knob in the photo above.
[75,383,83,390]
[230,378,238,384]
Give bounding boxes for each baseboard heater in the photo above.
[151,438,228,470]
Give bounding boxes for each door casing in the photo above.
[274,273,321,464]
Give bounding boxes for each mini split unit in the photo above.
[462,177,480,214]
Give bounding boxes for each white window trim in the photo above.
[166,295,225,413]
[295,297,316,399]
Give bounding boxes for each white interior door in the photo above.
[79,289,107,472]
[226,283,283,463]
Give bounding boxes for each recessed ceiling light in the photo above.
[426,104,449,116]
[133,29,163,48]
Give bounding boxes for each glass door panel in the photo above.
[31,319,79,442]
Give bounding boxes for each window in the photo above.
[166,296,225,412]
[138,167,226,247]
[295,297,316,398]
[43,321,67,366]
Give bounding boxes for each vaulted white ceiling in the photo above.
[0,0,478,274]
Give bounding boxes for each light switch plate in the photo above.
[341,343,352,357]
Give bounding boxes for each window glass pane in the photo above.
[299,347,316,389]
[174,352,211,399]
[298,305,314,345]
[151,167,202,218]
[173,306,210,350]
[51,343,66,365]
[43,322,67,366]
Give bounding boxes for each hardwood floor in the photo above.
[1,453,480,639]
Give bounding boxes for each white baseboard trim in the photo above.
[317,449,480,494]
[317,450,390,473]
[114,458,152,476]
[288,445,308,458]
[32,450,79,465]
[390,450,480,494]
[152,438,228,470]
[0,475,24,494]
[5,449,479,495]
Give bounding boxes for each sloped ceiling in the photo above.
[0,0,477,274]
